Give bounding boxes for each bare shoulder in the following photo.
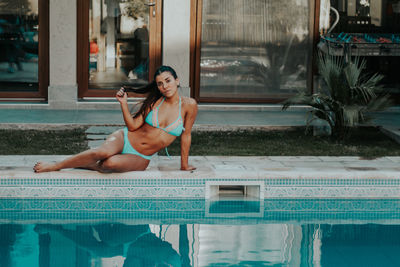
[181,96,198,110]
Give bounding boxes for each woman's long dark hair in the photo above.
[123,65,178,118]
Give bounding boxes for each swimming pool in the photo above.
[1,198,400,266]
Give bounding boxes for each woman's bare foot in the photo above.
[33,162,60,173]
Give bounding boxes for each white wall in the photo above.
[162,0,191,96]
[48,0,78,109]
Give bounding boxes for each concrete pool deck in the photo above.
[0,105,399,199]
[0,155,399,199]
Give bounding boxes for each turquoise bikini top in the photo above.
[145,97,185,137]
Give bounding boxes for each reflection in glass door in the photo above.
[79,0,161,97]
[195,0,313,102]
[90,0,149,89]
[0,0,41,95]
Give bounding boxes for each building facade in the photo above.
[0,0,398,109]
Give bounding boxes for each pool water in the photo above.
[1,198,400,267]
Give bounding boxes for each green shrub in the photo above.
[282,53,392,140]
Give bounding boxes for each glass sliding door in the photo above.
[89,0,150,88]
[0,0,48,98]
[195,0,313,102]
[78,0,162,97]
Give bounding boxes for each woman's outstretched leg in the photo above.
[74,154,150,173]
[33,130,125,173]
[98,154,150,172]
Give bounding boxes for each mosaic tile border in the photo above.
[265,178,400,186]
[0,187,205,198]
[1,177,400,187]
[1,177,400,198]
[265,186,400,198]
[1,199,398,212]
[0,178,264,187]
[0,199,400,224]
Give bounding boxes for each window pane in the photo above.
[199,0,311,99]
[89,0,149,90]
[0,0,39,92]
[328,0,400,95]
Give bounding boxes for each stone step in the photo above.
[85,126,120,135]
[88,140,105,149]
[86,134,108,140]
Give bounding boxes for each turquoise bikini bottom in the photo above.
[121,127,153,160]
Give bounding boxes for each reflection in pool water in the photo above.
[1,198,400,266]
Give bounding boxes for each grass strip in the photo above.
[161,127,400,158]
[0,128,88,155]
[1,127,399,157]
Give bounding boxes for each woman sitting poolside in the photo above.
[34,65,198,173]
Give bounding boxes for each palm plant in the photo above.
[282,53,392,140]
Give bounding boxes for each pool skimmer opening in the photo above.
[205,181,264,199]
[205,181,264,217]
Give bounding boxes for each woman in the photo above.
[34,66,198,173]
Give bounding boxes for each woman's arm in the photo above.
[116,87,144,131]
[180,98,198,171]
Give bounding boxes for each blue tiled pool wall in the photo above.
[0,198,400,223]
[3,178,400,186]
[1,177,400,198]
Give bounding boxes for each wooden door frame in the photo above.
[77,0,163,98]
[0,0,49,100]
[190,0,321,103]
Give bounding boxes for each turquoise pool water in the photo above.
[1,198,400,267]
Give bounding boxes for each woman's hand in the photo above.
[180,98,198,172]
[181,165,196,171]
[116,87,127,104]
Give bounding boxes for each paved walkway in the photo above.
[0,106,400,128]
[2,154,399,178]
